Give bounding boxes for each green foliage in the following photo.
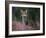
[28,8,40,21]
[12,7,40,22]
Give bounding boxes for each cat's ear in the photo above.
[20,9,23,13]
[25,9,27,13]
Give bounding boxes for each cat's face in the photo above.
[20,9,27,16]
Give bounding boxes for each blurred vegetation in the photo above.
[12,7,40,22]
